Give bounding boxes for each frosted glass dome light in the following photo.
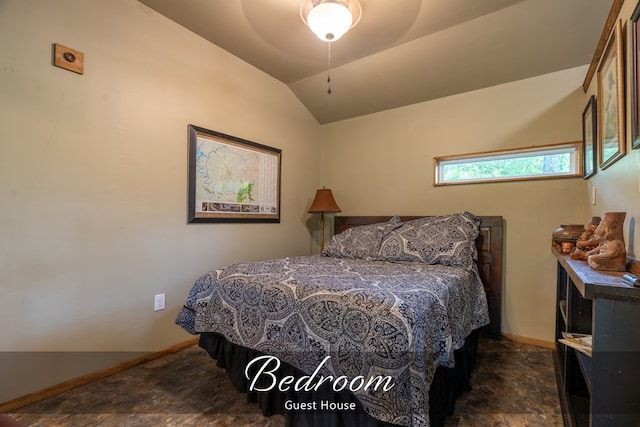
[306,1,353,42]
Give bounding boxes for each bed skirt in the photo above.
[198,329,479,427]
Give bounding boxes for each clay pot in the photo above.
[553,224,585,242]
[552,224,584,253]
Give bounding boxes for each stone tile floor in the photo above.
[7,336,562,426]
[443,337,562,427]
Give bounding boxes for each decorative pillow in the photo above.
[377,212,481,268]
[322,216,402,260]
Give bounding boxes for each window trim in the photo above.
[433,141,583,186]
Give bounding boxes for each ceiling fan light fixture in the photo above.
[303,0,360,42]
[300,0,361,94]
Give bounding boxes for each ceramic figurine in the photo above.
[584,212,627,271]
[570,216,601,260]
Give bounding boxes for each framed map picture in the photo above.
[187,125,281,223]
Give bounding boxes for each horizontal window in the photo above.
[434,142,582,185]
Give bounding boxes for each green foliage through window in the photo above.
[434,142,582,185]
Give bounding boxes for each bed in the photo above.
[176,213,503,427]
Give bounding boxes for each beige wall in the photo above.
[320,66,590,343]
[582,0,640,253]
[3,0,638,407]
[0,0,320,402]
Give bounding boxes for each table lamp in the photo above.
[308,187,341,251]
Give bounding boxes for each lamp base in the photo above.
[319,212,326,252]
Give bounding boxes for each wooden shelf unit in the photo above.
[553,249,640,427]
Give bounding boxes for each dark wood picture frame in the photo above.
[632,1,640,149]
[597,19,626,169]
[187,125,281,223]
[582,95,597,179]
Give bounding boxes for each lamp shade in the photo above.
[308,188,341,213]
[306,1,353,42]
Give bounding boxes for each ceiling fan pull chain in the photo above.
[327,41,332,94]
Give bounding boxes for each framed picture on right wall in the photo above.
[582,95,597,179]
[631,1,640,149]
[597,19,626,168]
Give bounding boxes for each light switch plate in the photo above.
[53,43,84,74]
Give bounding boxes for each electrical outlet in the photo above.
[154,293,165,311]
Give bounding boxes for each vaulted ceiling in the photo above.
[139,0,613,124]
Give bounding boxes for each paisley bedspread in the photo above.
[176,255,489,427]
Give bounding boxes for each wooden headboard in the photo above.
[333,215,504,338]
